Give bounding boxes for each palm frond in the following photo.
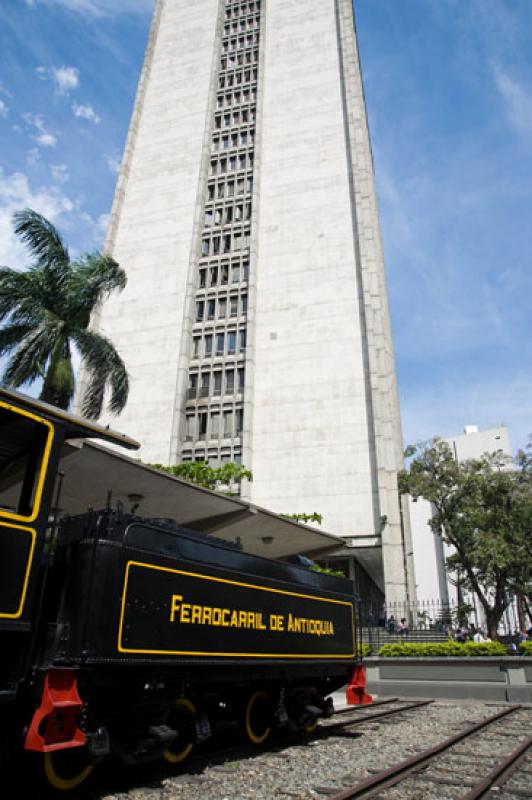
[0,268,45,324]
[1,326,59,387]
[69,253,126,319]
[73,329,129,419]
[0,323,33,357]
[13,209,69,269]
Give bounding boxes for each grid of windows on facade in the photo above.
[182,0,261,468]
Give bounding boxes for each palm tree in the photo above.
[0,208,129,419]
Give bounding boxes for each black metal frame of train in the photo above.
[0,387,366,791]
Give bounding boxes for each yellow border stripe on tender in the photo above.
[0,521,37,619]
[117,560,356,659]
[0,401,54,524]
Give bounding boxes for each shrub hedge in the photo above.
[378,641,507,658]
[519,641,532,656]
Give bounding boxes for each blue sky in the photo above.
[0,0,531,451]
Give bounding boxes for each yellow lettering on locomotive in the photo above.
[169,593,336,638]
[170,594,183,622]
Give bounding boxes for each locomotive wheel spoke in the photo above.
[163,698,197,765]
[244,690,272,745]
[43,747,94,791]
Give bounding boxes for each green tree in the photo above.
[150,461,252,494]
[0,209,129,418]
[399,438,532,638]
[281,512,323,526]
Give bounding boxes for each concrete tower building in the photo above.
[83,0,414,604]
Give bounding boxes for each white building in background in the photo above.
[410,425,512,606]
[78,0,416,605]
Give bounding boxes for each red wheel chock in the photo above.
[24,669,87,752]
[346,664,373,705]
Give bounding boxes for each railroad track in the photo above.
[317,704,532,800]
[316,698,434,736]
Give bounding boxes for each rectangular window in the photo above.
[218,297,227,319]
[231,264,240,284]
[236,409,243,434]
[0,406,51,521]
[185,415,194,440]
[226,369,235,393]
[207,299,216,320]
[216,333,225,356]
[210,413,220,437]
[195,301,204,322]
[230,297,238,317]
[193,337,200,358]
[221,264,229,285]
[223,411,233,437]
[240,329,246,352]
[200,372,210,397]
[228,331,236,354]
[198,413,208,439]
[199,269,207,288]
[241,295,248,314]
[213,372,222,396]
[201,239,209,256]
[204,334,213,357]
[238,367,245,391]
[209,266,218,286]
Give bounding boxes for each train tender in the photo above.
[0,387,360,790]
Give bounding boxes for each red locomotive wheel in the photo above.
[243,690,272,745]
[43,747,94,791]
[163,698,197,764]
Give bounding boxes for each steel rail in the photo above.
[333,698,398,715]
[462,734,532,800]
[324,705,521,800]
[317,699,433,736]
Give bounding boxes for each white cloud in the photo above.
[0,168,74,269]
[26,148,41,167]
[28,0,153,17]
[105,153,121,174]
[51,164,69,184]
[22,112,58,149]
[0,99,8,118]
[53,65,80,94]
[36,132,57,148]
[35,65,80,95]
[492,65,532,140]
[72,102,100,125]
[79,211,109,244]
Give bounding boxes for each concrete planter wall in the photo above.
[365,656,532,702]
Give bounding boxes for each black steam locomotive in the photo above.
[0,387,360,790]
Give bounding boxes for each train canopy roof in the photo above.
[58,439,344,560]
[0,386,140,452]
